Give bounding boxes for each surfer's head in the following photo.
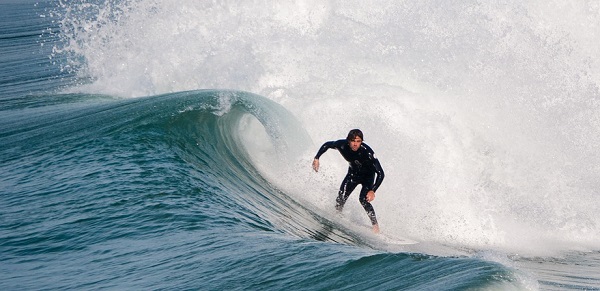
[347,129,363,141]
[347,129,363,151]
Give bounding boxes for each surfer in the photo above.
[312,129,385,233]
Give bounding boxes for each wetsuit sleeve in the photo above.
[371,157,385,192]
[314,141,337,159]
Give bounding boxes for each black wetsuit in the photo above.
[314,139,385,225]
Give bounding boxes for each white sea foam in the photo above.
[54,0,600,255]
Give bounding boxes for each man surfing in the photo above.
[312,129,385,233]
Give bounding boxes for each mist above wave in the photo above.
[52,0,600,254]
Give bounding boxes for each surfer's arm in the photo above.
[314,141,337,160]
[366,160,384,203]
[312,141,338,172]
[371,158,385,192]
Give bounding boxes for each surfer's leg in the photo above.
[358,186,378,226]
[336,175,357,212]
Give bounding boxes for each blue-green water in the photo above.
[2,1,600,290]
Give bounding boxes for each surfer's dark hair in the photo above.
[347,129,364,141]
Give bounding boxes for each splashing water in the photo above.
[52,0,600,254]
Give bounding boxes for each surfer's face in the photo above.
[349,136,362,151]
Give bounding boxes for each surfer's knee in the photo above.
[359,195,370,207]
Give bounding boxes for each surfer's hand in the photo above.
[312,159,319,172]
[367,190,375,202]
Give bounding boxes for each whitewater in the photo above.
[1,0,600,290]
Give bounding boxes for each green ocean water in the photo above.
[0,88,523,289]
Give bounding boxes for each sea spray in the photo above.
[52,0,600,254]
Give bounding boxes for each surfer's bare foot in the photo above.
[372,224,380,234]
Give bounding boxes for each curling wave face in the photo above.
[2,88,537,289]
